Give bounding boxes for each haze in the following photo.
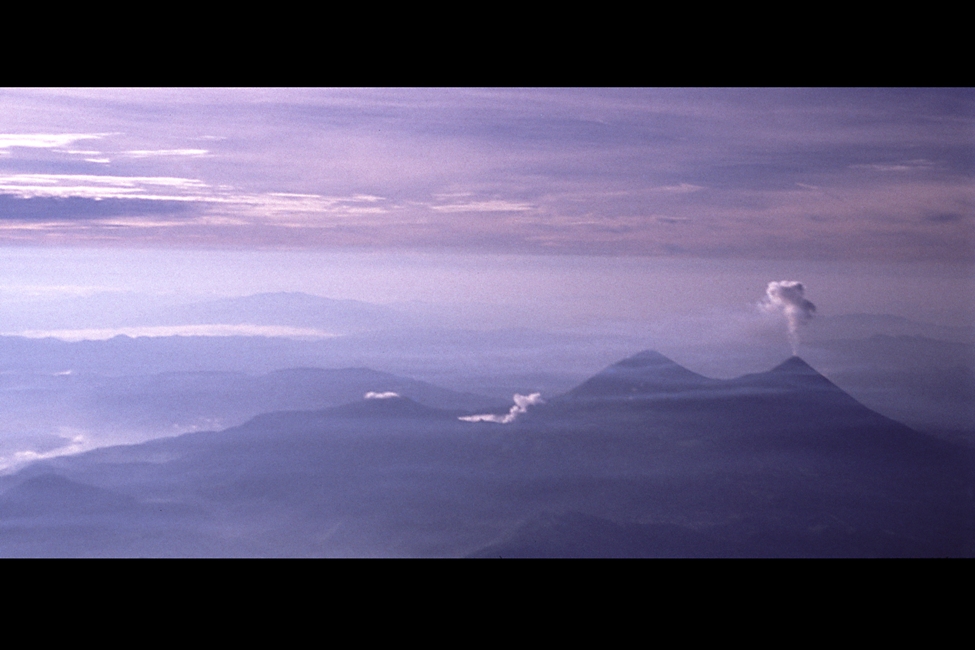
[0,89,970,556]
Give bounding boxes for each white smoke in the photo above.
[760,281,816,354]
[459,393,544,424]
[364,391,400,399]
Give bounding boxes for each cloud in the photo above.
[0,432,89,472]
[850,160,937,173]
[0,91,968,258]
[364,391,400,399]
[430,200,534,213]
[0,173,390,228]
[0,133,105,151]
[123,149,209,157]
[649,183,705,193]
[760,281,816,354]
[459,393,543,424]
[0,173,211,200]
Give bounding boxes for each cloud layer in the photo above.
[0,89,970,260]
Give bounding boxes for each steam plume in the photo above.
[459,393,544,424]
[760,281,816,354]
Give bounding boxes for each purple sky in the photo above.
[0,88,971,329]
[0,88,970,258]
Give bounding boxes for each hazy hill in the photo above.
[0,291,410,334]
[0,365,502,469]
[804,335,975,440]
[0,350,969,557]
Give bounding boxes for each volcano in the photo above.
[562,350,713,399]
[0,351,970,557]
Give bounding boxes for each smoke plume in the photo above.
[459,393,544,424]
[364,391,400,399]
[760,281,816,354]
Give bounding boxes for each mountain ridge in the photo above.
[0,347,969,557]
[557,350,854,404]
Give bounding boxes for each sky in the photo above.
[0,88,972,330]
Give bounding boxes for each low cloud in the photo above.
[459,393,543,424]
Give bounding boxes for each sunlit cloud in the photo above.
[649,183,705,193]
[0,174,400,234]
[0,173,211,199]
[430,200,534,213]
[123,149,209,157]
[0,90,968,260]
[0,133,106,151]
[850,160,938,172]
[364,391,400,399]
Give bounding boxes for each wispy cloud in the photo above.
[429,200,534,213]
[1,432,89,472]
[123,149,209,157]
[849,159,938,172]
[0,173,210,199]
[649,183,705,193]
[0,173,394,230]
[0,90,969,260]
[0,133,106,151]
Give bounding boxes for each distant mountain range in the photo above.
[3,296,971,439]
[1,350,969,557]
[0,291,411,334]
[0,366,504,468]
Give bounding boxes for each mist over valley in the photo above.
[0,88,971,557]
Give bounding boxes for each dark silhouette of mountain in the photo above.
[227,396,460,440]
[0,365,502,461]
[469,511,728,558]
[496,353,974,557]
[0,350,970,557]
[562,350,713,400]
[322,396,459,420]
[0,474,141,518]
[801,335,975,440]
